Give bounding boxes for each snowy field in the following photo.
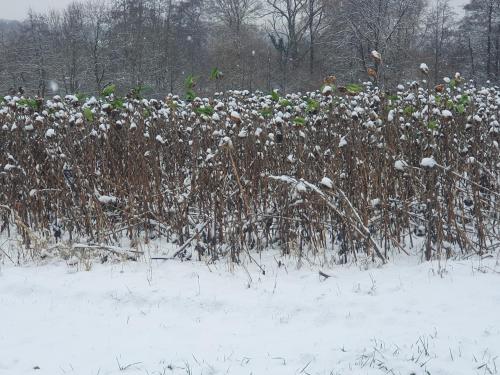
[1,254,499,375]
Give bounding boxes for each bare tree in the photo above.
[424,0,456,84]
[84,0,109,93]
[305,0,326,76]
[208,0,261,87]
[1,0,500,96]
[339,0,425,85]
[209,0,260,33]
[266,0,309,89]
[462,0,500,81]
[27,10,50,96]
[57,2,87,93]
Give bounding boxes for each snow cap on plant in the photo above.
[322,85,333,96]
[371,50,382,63]
[230,111,241,123]
[441,110,453,119]
[320,177,333,189]
[419,63,429,75]
[420,157,437,169]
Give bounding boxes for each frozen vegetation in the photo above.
[0,74,498,264]
[0,71,499,375]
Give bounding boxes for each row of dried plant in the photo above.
[0,76,498,265]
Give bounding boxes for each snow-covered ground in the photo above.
[1,254,499,375]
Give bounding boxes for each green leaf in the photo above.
[293,117,306,126]
[210,67,223,80]
[260,108,272,118]
[279,98,292,107]
[270,90,280,102]
[403,106,414,116]
[83,108,94,122]
[17,98,39,110]
[185,89,196,102]
[346,83,363,94]
[76,92,88,102]
[306,99,319,113]
[131,84,152,99]
[428,120,438,130]
[195,105,214,116]
[458,94,469,105]
[101,84,116,97]
[110,98,124,110]
[185,75,196,90]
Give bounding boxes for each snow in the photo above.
[405,93,415,101]
[0,255,499,375]
[420,157,437,168]
[442,110,453,119]
[295,181,307,193]
[97,195,117,204]
[65,95,79,103]
[394,160,408,171]
[45,128,55,138]
[230,111,241,121]
[420,63,429,75]
[388,110,395,122]
[221,136,233,148]
[320,177,333,189]
[322,85,332,95]
[371,50,382,61]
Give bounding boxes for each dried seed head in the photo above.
[367,68,377,78]
[323,75,336,85]
[435,84,445,93]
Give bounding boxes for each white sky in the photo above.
[0,0,471,21]
[450,0,469,13]
[0,0,77,20]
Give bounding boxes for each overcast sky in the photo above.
[0,0,470,21]
[451,0,469,13]
[0,0,77,20]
